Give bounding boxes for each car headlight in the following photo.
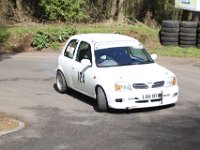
[115,82,132,91]
[165,77,177,87]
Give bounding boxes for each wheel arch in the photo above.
[56,66,64,74]
[95,84,109,111]
[95,84,108,100]
[56,68,67,86]
[56,67,67,82]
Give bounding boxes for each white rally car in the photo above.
[56,34,179,111]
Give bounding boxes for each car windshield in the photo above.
[95,46,154,67]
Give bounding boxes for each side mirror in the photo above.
[151,54,157,61]
[81,59,91,66]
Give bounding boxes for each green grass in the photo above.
[151,46,200,58]
[8,24,64,36]
[76,23,126,34]
[0,23,200,58]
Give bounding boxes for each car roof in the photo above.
[71,33,137,43]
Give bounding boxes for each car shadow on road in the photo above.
[53,83,98,110]
[109,104,176,114]
[53,83,176,114]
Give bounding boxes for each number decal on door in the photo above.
[78,71,85,83]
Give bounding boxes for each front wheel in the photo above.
[56,71,67,94]
[96,87,108,112]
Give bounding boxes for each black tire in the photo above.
[161,27,179,33]
[162,20,179,28]
[180,27,197,33]
[180,21,198,28]
[180,40,196,45]
[196,39,200,43]
[179,32,196,37]
[96,87,108,112]
[56,71,67,94]
[197,27,200,32]
[179,36,196,41]
[161,36,178,42]
[160,31,179,37]
[179,44,196,48]
[197,44,200,48]
[161,41,178,46]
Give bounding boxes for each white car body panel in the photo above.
[57,34,179,110]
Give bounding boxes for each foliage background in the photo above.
[1,0,197,25]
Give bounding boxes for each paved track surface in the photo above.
[0,53,200,150]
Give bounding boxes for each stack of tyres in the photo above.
[160,20,179,46]
[179,21,198,47]
[197,23,200,48]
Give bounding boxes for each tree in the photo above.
[109,0,125,22]
[40,0,89,22]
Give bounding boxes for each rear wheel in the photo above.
[56,71,67,94]
[96,87,108,112]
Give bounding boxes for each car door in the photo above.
[60,39,79,88]
[71,41,95,96]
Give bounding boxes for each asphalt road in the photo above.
[0,53,200,150]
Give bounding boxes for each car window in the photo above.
[95,47,154,67]
[64,39,78,58]
[129,48,149,61]
[75,41,92,63]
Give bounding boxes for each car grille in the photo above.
[132,81,164,89]
[132,83,149,89]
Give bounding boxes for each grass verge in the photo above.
[151,46,200,58]
[0,23,200,58]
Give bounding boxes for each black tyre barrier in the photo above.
[161,27,179,33]
[162,20,180,28]
[160,20,200,48]
[180,44,196,47]
[179,32,197,37]
[180,27,197,33]
[161,36,179,42]
[196,39,200,43]
[180,40,196,45]
[197,27,200,32]
[161,41,179,46]
[197,33,200,37]
[160,31,179,37]
[179,36,196,41]
[180,21,198,28]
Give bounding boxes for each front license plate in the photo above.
[142,93,162,100]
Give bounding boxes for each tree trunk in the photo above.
[117,0,125,22]
[109,0,125,23]
[110,0,117,20]
[15,0,25,22]
[16,0,23,13]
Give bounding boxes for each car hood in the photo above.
[96,63,175,83]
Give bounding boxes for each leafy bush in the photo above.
[40,0,89,22]
[53,27,77,42]
[50,42,60,49]
[31,27,77,49]
[32,32,49,49]
[0,28,9,43]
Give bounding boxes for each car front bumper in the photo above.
[105,86,179,110]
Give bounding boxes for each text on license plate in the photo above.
[142,93,162,100]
